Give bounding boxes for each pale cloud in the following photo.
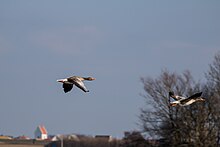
[165,40,219,57]
[149,40,219,54]
[31,26,103,55]
[145,40,220,68]
[156,40,202,50]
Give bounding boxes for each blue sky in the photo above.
[0,1,219,138]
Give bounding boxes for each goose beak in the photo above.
[88,77,96,80]
[170,103,177,107]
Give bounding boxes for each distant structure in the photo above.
[95,135,113,142]
[51,134,80,141]
[34,125,48,140]
[15,135,30,140]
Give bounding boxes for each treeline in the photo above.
[45,131,154,147]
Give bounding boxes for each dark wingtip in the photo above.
[169,91,174,96]
[195,92,203,97]
[82,90,89,93]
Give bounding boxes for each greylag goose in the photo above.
[169,91,205,107]
[57,76,95,93]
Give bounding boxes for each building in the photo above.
[51,134,80,141]
[34,125,48,140]
[95,135,113,142]
[15,135,30,140]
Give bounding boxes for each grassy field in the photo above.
[0,139,49,147]
[0,144,44,147]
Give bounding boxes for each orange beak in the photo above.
[170,103,177,107]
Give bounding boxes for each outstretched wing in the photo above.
[74,79,89,92]
[63,83,73,93]
[179,98,193,104]
[169,91,185,100]
[180,92,203,104]
[187,92,202,99]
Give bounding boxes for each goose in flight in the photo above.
[57,76,95,93]
[169,91,205,107]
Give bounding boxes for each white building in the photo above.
[34,125,48,140]
[51,134,80,141]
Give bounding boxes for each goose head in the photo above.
[84,77,96,81]
[169,91,175,97]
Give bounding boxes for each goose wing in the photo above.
[179,92,202,104]
[73,79,89,92]
[169,92,185,100]
[187,92,202,99]
[179,97,193,104]
[63,83,73,93]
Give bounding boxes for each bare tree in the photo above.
[139,70,195,145]
[120,131,151,147]
[139,64,220,146]
[205,52,220,146]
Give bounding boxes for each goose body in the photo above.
[169,91,205,107]
[57,76,95,93]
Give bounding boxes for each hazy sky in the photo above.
[0,1,219,138]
